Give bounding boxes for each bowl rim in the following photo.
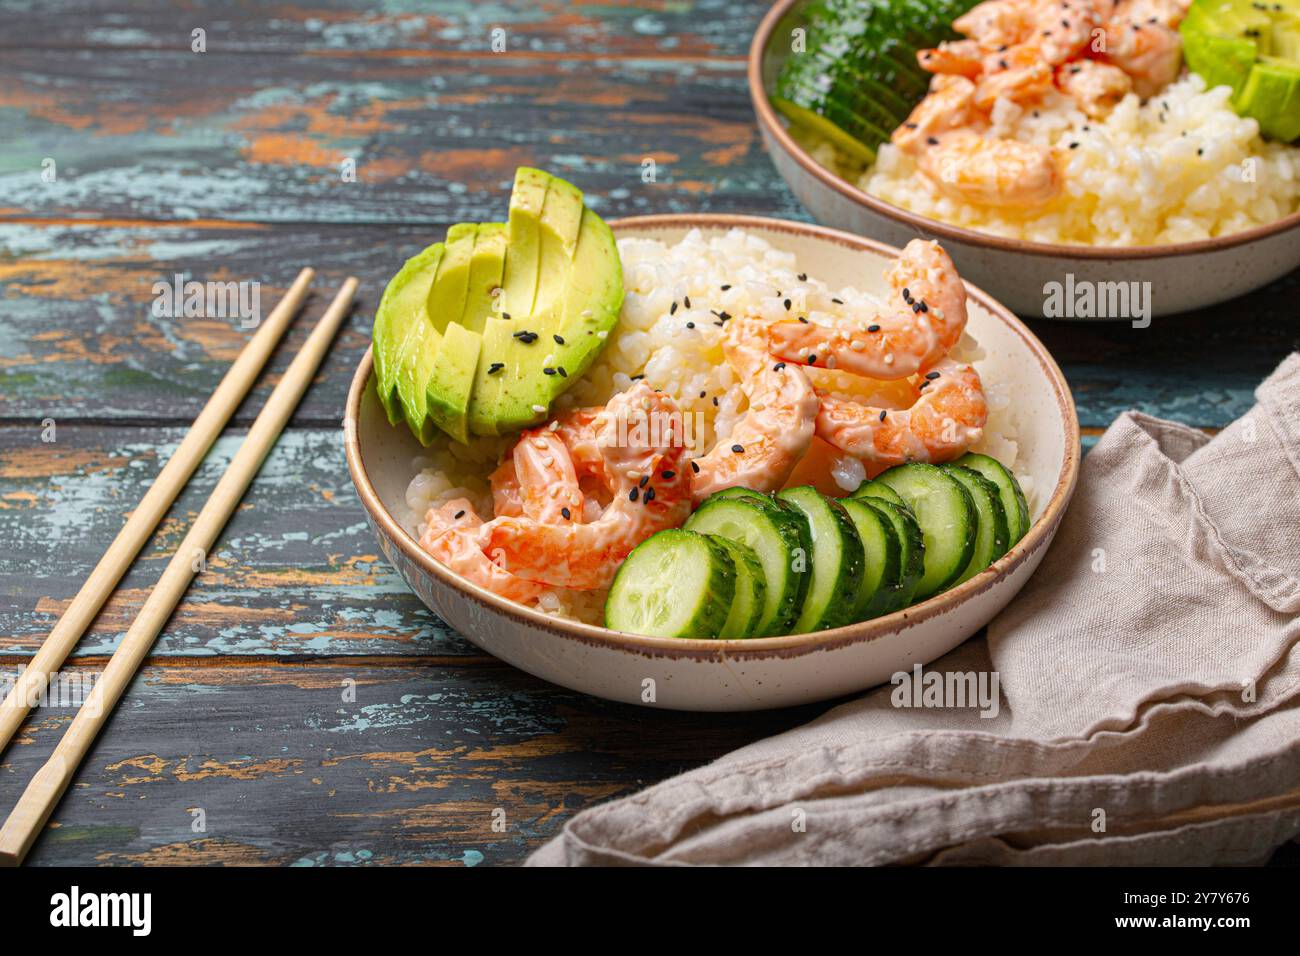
[344,213,1081,661]
[747,0,1300,262]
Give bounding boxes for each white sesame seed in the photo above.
[849,340,865,351]
[532,404,546,414]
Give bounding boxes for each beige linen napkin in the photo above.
[528,353,1300,866]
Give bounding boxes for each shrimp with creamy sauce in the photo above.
[480,382,693,589]
[816,358,989,473]
[690,317,820,504]
[767,239,969,381]
[904,0,1192,206]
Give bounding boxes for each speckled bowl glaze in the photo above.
[749,0,1300,318]
[345,215,1080,711]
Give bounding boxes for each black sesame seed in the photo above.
[661,470,675,480]
[926,136,939,146]
[629,487,639,502]
[502,312,511,320]
[631,374,645,380]
[553,334,565,345]
[783,298,792,310]
[999,58,1009,70]
[798,316,809,323]
[560,507,571,520]
[808,354,817,364]
[1197,148,1203,156]
[731,444,744,454]
[557,366,567,377]
[699,390,706,398]
[721,284,731,291]
[832,297,844,304]
[904,122,918,130]
[712,396,719,407]
[644,486,656,503]
[670,301,678,315]
[543,367,555,375]
[919,301,928,313]
[684,295,691,308]
[690,460,700,473]
[902,287,911,299]
[454,510,466,519]
[925,371,941,380]
[798,272,807,281]
[867,323,881,332]
[488,362,505,374]
[1069,142,1079,149]
[686,321,695,329]
[879,410,887,422]
[773,362,786,372]
[639,475,649,488]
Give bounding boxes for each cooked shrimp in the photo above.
[973,44,1055,109]
[1100,0,1183,98]
[1056,58,1133,117]
[816,358,988,472]
[918,39,985,77]
[953,0,1035,49]
[511,427,583,523]
[892,74,981,152]
[768,239,969,381]
[480,383,693,589]
[420,499,547,602]
[919,129,1062,207]
[691,317,819,504]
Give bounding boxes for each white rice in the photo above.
[404,229,1026,622]
[797,73,1300,247]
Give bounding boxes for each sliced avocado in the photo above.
[372,243,443,426]
[461,222,507,333]
[494,207,623,432]
[398,224,475,444]
[1182,0,1300,141]
[372,167,624,443]
[418,223,506,444]
[425,322,482,444]
[492,174,604,432]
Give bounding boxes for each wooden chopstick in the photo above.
[0,267,315,757]
[0,277,358,866]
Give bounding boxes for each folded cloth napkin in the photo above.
[528,353,1300,866]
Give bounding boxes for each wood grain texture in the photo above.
[0,660,820,866]
[2,221,1296,429]
[2,0,1297,867]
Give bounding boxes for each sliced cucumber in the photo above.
[942,465,1009,586]
[860,497,925,612]
[604,530,735,638]
[708,486,777,506]
[684,497,810,636]
[709,536,767,639]
[952,452,1030,546]
[849,478,906,508]
[776,486,865,633]
[877,463,976,600]
[839,498,901,621]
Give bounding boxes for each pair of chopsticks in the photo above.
[0,270,358,866]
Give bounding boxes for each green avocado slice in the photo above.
[1181,0,1300,141]
[421,223,505,444]
[372,242,443,426]
[398,224,475,444]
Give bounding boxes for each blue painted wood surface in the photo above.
[1,0,1296,865]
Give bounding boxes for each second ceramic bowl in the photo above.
[749,0,1300,318]
[345,215,1080,711]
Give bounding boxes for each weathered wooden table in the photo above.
[1,1,1296,866]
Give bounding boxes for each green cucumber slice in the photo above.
[876,463,976,600]
[941,465,1009,586]
[604,530,735,638]
[859,498,925,611]
[708,536,767,639]
[952,452,1030,546]
[684,497,810,636]
[849,478,906,508]
[839,498,902,621]
[776,486,865,633]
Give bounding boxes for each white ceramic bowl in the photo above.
[345,215,1080,711]
[749,0,1300,318]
